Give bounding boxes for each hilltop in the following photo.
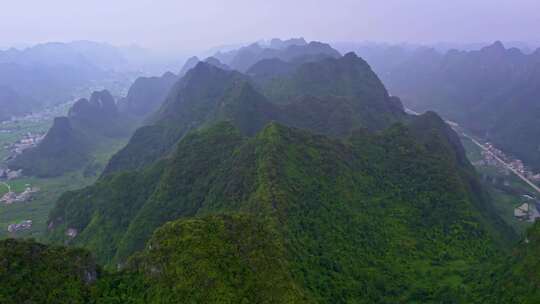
[8,90,133,177]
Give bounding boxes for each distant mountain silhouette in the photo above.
[0,85,37,121]
[118,72,179,118]
[352,41,540,170]
[214,39,341,72]
[0,41,136,120]
[104,52,404,175]
[10,90,134,177]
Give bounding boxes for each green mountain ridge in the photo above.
[6,42,532,302]
[46,116,514,302]
[103,53,405,175]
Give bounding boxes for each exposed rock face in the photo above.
[66,228,78,238]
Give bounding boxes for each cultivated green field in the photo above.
[0,134,128,241]
[0,173,96,240]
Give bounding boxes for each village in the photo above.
[0,178,39,233]
[0,108,54,234]
[471,141,540,222]
[7,220,32,234]
[0,136,41,234]
[480,142,540,183]
[2,132,45,162]
[1,184,39,205]
[513,195,540,222]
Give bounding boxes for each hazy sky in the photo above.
[2,0,539,50]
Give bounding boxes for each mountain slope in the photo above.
[9,90,133,177]
[8,117,89,177]
[103,53,405,175]
[118,71,178,118]
[37,45,520,302]
[472,222,540,303]
[352,41,540,170]
[126,214,308,303]
[0,238,97,303]
[102,63,249,174]
[48,118,510,301]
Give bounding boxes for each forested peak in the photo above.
[69,89,117,118]
[89,89,116,111]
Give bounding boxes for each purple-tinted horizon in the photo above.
[1,0,539,51]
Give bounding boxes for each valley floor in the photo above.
[0,103,128,240]
[461,134,536,235]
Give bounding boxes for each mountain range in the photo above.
[1,38,537,303]
[8,67,181,177]
[349,41,540,170]
[0,41,186,121]
[214,38,341,72]
[0,86,36,121]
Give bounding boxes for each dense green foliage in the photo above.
[13,44,532,302]
[126,214,308,303]
[0,238,97,303]
[48,117,515,302]
[104,53,405,175]
[469,222,540,303]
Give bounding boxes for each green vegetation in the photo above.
[5,46,536,302]
[104,55,405,175]
[460,135,534,235]
[470,222,540,303]
[126,214,308,303]
[0,238,97,304]
[0,173,98,240]
[0,118,54,160]
[9,90,136,177]
[0,138,127,240]
[46,117,515,302]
